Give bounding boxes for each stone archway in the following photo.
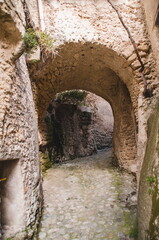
[30,42,138,171]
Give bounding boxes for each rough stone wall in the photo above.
[43,0,158,101]
[0,1,42,239]
[45,103,97,162]
[137,2,159,239]
[141,0,159,73]
[138,101,159,240]
[138,0,159,170]
[29,0,158,172]
[44,93,113,162]
[86,93,114,150]
[31,57,137,170]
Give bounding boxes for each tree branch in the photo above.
[107,0,153,98]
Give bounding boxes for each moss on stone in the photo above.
[40,152,52,173]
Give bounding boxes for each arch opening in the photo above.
[40,90,114,166]
[30,42,137,171]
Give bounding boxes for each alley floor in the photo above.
[37,149,137,240]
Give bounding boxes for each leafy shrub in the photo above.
[146,176,157,195]
[38,31,57,58]
[23,28,57,59]
[146,176,156,184]
[23,28,38,51]
[56,90,88,104]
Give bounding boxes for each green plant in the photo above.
[146,176,156,184]
[129,227,138,239]
[30,59,39,63]
[56,90,88,104]
[38,31,57,58]
[23,28,57,60]
[148,188,154,195]
[23,28,38,51]
[40,152,52,173]
[146,176,157,195]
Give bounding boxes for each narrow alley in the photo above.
[38,149,137,240]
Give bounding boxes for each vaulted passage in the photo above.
[32,43,138,239]
[30,42,137,171]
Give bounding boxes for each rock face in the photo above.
[86,93,113,150]
[45,103,96,162]
[43,93,113,162]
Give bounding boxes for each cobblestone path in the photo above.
[37,149,137,240]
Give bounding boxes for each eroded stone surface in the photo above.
[86,93,113,150]
[0,2,42,238]
[37,150,137,240]
[43,92,113,163]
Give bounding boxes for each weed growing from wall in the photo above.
[146,176,157,194]
[23,28,38,52]
[129,228,138,239]
[23,28,57,60]
[37,31,57,60]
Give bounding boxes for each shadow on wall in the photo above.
[0,9,21,44]
[40,91,114,165]
[0,160,25,240]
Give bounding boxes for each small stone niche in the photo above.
[0,160,25,239]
